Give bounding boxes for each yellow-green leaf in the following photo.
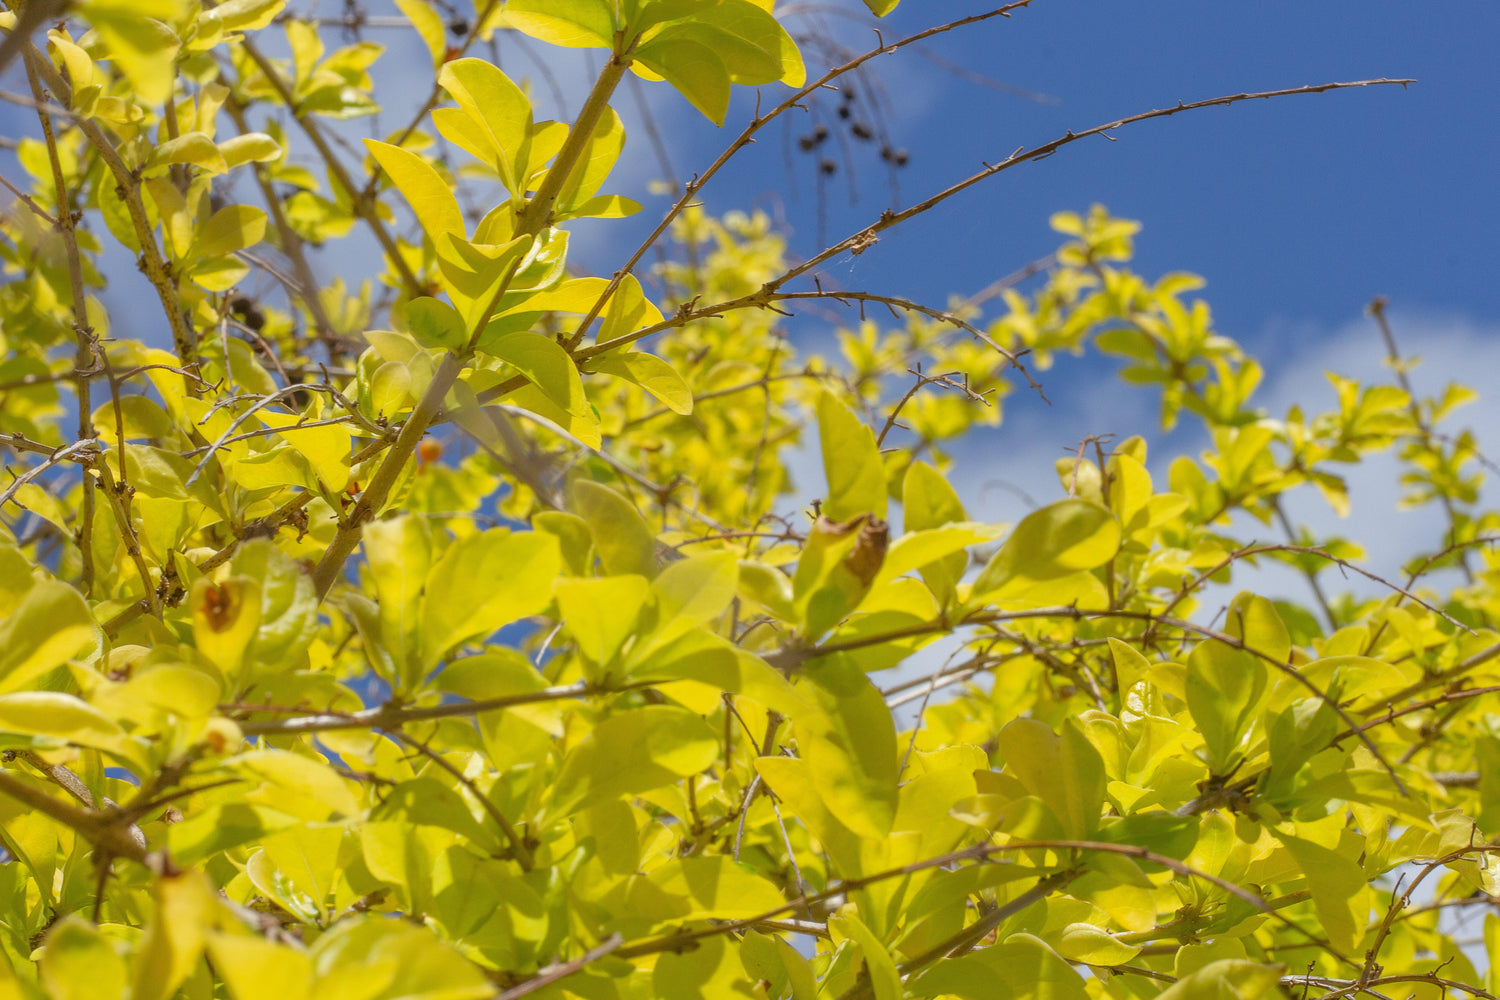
[548,706,719,818]
[570,479,656,577]
[420,529,561,667]
[589,350,691,414]
[0,579,99,693]
[817,391,887,521]
[364,139,465,247]
[195,204,268,257]
[500,0,614,49]
[486,331,587,416]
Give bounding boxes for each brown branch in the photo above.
[834,869,1080,1000]
[1164,542,1473,635]
[235,38,424,296]
[393,732,535,870]
[1370,296,1474,583]
[223,97,342,358]
[780,79,1413,294]
[494,933,625,1000]
[0,768,151,865]
[23,45,199,374]
[233,680,664,736]
[563,0,1046,350]
[611,836,1335,963]
[310,52,634,599]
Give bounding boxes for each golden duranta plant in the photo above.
[0,1,1495,999]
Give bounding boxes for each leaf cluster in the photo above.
[0,2,1495,1000]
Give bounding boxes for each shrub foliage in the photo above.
[0,1,1495,998]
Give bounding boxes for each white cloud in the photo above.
[896,309,1500,623]
[1246,310,1500,597]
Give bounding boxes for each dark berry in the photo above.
[819,159,837,176]
[850,121,872,140]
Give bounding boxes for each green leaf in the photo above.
[799,656,899,840]
[638,1,803,87]
[630,627,804,719]
[589,350,693,414]
[626,856,786,922]
[437,233,534,329]
[548,706,719,818]
[817,391,887,521]
[533,510,594,576]
[486,331,588,415]
[131,871,218,1000]
[653,934,753,1000]
[167,803,297,867]
[996,718,1106,839]
[194,204,267,257]
[1185,638,1268,774]
[830,912,900,1000]
[554,575,650,679]
[254,407,351,491]
[0,579,99,693]
[871,524,993,590]
[1224,591,1291,664]
[304,917,492,1000]
[909,933,1086,1000]
[368,360,412,417]
[207,0,286,31]
[557,106,627,212]
[205,931,312,1000]
[152,133,228,174]
[570,479,657,577]
[1277,835,1367,956]
[364,139,466,247]
[372,778,491,848]
[79,6,182,106]
[596,274,665,344]
[969,499,1120,602]
[188,256,251,291]
[247,824,344,923]
[394,0,447,68]
[40,916,127,1000]
[229,749,361,820]
[1152,959,1284,1000]
[501,0,615,49]
[792,514,887,638]
[1052,922,1141,966]
[404,296,468,351]
[437,59,533,189]
[635,37,731,125]
[420,529,561,668]
[362,516,433,688]
[903,460,967,529]
[652,551,738,624]
[862,0,899,14]
[0,693,124,752]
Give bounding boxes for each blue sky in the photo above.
[4,0,1495,578]
[10,0,1489,361]
[640,0,1498,580]
[687,0,1500,347]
